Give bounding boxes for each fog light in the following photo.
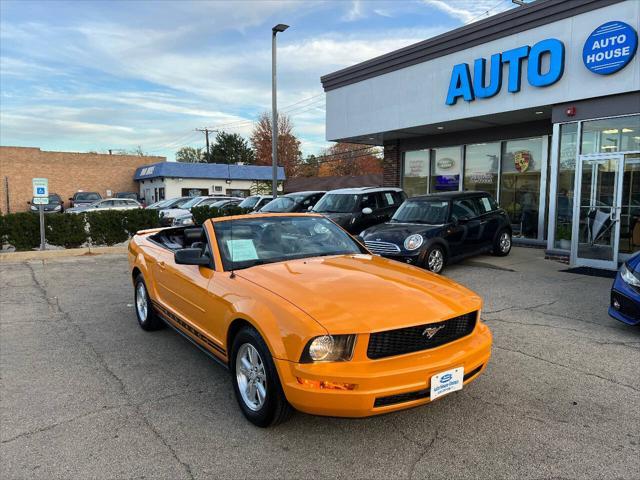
[613,298,621,310]
[296,377,356,390]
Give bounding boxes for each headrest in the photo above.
[183,227,205,242]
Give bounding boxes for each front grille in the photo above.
[611,291,640,320]
[365,240,401,255]
[367,311,477,360]
[373,364,484,408]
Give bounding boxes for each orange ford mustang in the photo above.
[129,213,491,427]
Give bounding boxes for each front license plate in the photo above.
[430,367,464,401]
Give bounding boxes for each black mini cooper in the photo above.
[359,191,512,273]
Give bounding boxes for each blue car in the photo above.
[609,252,640,325]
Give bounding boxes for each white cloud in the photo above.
[342,0,365,22]
[423,0,514,24]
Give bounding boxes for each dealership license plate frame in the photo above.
[430,366,464,401]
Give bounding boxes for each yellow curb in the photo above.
[0,245,128,263]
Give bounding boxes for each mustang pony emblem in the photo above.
[422,325,445,339]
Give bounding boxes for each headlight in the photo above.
[620,263,640,287]
[404,234,424,250]
[53,205,61,211]
[300,334,356,363]
[30,205,38,211]
[173,216,194,226]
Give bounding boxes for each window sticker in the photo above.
[481,197,492,212]
[385,193,394,205]
[227,239,258,262]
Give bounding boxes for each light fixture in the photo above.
[535,111,544,115]
[272,23,289,33]
[603,129,619,134]
[225,179,232,184]
[622,128,634,133]
[437,126,444,130]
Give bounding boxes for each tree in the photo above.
[207,131,255,164]
[129,145,146,156]
[250,112,302,178]
[297,154,320,177]
[317,142,383,176]
[175,146,204,163]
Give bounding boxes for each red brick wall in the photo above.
[0,147,165,214]
[383,141,401,187]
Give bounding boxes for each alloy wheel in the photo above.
[428,248,444,273]
[236,343,267,411]
[500,232,511,253]
[136,282,148,321]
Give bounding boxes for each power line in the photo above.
[464,0,510,25]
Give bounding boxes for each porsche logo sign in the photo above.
[514,151,531,173]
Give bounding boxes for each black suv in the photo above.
[69,191,102,208]
[359,191,511,273]
[312,187,406,234]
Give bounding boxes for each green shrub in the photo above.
[122,208,159,236]
[3,212,40,251]
[45,214,88,248]
[0,215,8,247]
[86,210,128,246]
[191,205,251,225]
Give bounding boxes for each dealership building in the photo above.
[322,0,639,270]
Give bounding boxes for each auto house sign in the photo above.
[583,21,638,75]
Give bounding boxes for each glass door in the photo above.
[571,154,623,270]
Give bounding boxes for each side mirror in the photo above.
[27,201,31,205]
[362,207,373,215]
[175,248,210,266]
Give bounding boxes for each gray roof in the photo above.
[284,174,383,193]
[134,162,285,181]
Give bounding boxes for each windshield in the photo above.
[181,197,204,209]
[238,196,259,209]
[76,192,100,201]
[213,216,364,270]
[312,193,358,213]
[260,197,296,212]
[116,192,137,199]
[391,200,449,224]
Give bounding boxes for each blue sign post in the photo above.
[582,21,638,75]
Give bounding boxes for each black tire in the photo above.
[492,229,512,257]
[424,244,446,274]
[134,275,163,331]
[230,326,293,427]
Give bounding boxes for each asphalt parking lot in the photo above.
[1,248,639,479]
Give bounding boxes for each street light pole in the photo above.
[271,23,289,199]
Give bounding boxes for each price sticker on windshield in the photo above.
[227,239,258,262]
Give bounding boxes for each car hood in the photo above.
[160,208,190,218]
[361,222,446,245]
[236,254,481,334]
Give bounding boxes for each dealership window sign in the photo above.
[582,21,638,75]
[446,38,565,105]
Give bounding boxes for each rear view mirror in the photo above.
[362,207,373,215]
[175,248,210,266]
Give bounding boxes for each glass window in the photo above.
[620,153,640,255]
[581,115,640,154]
[500,137,543,239]
[452,198,478,220]
[402,150,429,197]
[361,194,377,210]
[431,147,461,192]
[475,196,494,214]
[464,143,500,199]
[554,123,578,249]
[391,199,449,224]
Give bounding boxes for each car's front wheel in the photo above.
[134,275,163,331]
[230,326,292,427]
[492,229,512,257]
[424,244,446,274]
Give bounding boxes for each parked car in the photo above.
[359,191,512,274]
[115,192,140,201]
[609,252,640,325]
[210,199,243,211]
[129,213,491,426]
[146,197,191,211]
[66,198,142,214]
[28,193,64,213]
[258,191,326,213]
[69,191,102,208]
[160,196,240,227]
[238,195,273,212]
[312,187,406,234]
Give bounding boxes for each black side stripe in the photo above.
[151,300,226,356]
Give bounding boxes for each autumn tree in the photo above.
[175,146,204,163]
[297,154,320,177]
[317,142,383,176]
[207,131,255,164]
[250,112,301,178]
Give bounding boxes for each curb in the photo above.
[0,245,128,263]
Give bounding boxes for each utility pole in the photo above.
[196,128,212,159]
[271,24,289,198]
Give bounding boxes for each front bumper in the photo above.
[609,275,640,325]
[275,321,492,417]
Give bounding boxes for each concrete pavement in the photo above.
[1,248,638,479]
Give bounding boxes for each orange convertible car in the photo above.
[129,213,492,427]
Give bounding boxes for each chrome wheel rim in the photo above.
[136,282,148,321]
[499,232,511,252]
[428,249,444,273]
[236,343,267,411]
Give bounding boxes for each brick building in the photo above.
[0,146,165,214]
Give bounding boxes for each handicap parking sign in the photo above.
[32,178,49,197]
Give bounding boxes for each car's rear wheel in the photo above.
[492,229,512,257]
[134,275,163,331]
[424,245,446,274]
[230,326,292,427]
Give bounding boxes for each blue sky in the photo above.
[0,0,517,160]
